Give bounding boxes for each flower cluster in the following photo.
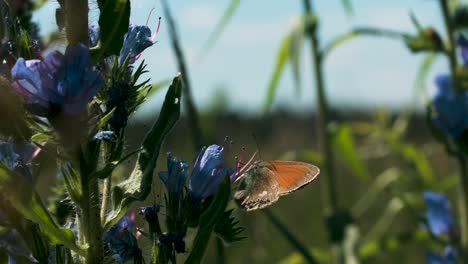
[11,44,104,116]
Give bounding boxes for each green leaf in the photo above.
[361,198,404,244]
[351,168,400,218]
[199,176,231,230]
[289,16,315,96]
[0,164,84,255]
[264,15,316,111]
[214,209,245,244]
[332,124,370,182]
[322,27,410,59]
[409,11,424,32]
[185,176,231,264]
[61,164,81,204]
[264,34,291,111]
[385,134,436,186]
[413,52,437,99]
[198,0,241,59]
[98,0,130,56]
[90,108,115,136]
[105,74,182,230]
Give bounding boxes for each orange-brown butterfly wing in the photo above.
[263,161,320,195]
[233,162,281,211]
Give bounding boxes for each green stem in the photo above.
[302,0,338,210]
[185,227,213,264]
[80,172,104,263]
[439,0,458,87]
[161,0,205,150]
[264,209,319,264]
[64,0,88,44]
[215,237,225,264]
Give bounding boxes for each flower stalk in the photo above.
[302,0,338,211]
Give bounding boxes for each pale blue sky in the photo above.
[34,0,449,116]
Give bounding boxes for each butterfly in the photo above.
[233,158,320,211]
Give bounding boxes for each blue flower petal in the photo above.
[423,191,454,235]
[189,145,227,200]
[432,74,468,137]
[159,153,189,197]
[88,25,100,47]
[119,25,154,66]
[11,43,103,115]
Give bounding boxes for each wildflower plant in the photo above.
[0,1,247,263]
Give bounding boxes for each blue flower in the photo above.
[88,25,100,47]
[188,144,229,201]
[11,43,104,115]
[104,214,141,263]
[423,191,454,235]
[431,74,468,137]
[118,25,154,66]
[159,153,189,198]
[426,246,457,264]
[0,139,38,180]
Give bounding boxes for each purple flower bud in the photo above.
[188,144,228,201]
[11,43,103,116]
[423,191,454,235]
[432,74,468,137]
[118,25,154,66]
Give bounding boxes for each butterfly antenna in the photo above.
[146,8,156,26]
[252,133,263,160]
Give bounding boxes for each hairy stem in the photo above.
[80,173,103,263]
